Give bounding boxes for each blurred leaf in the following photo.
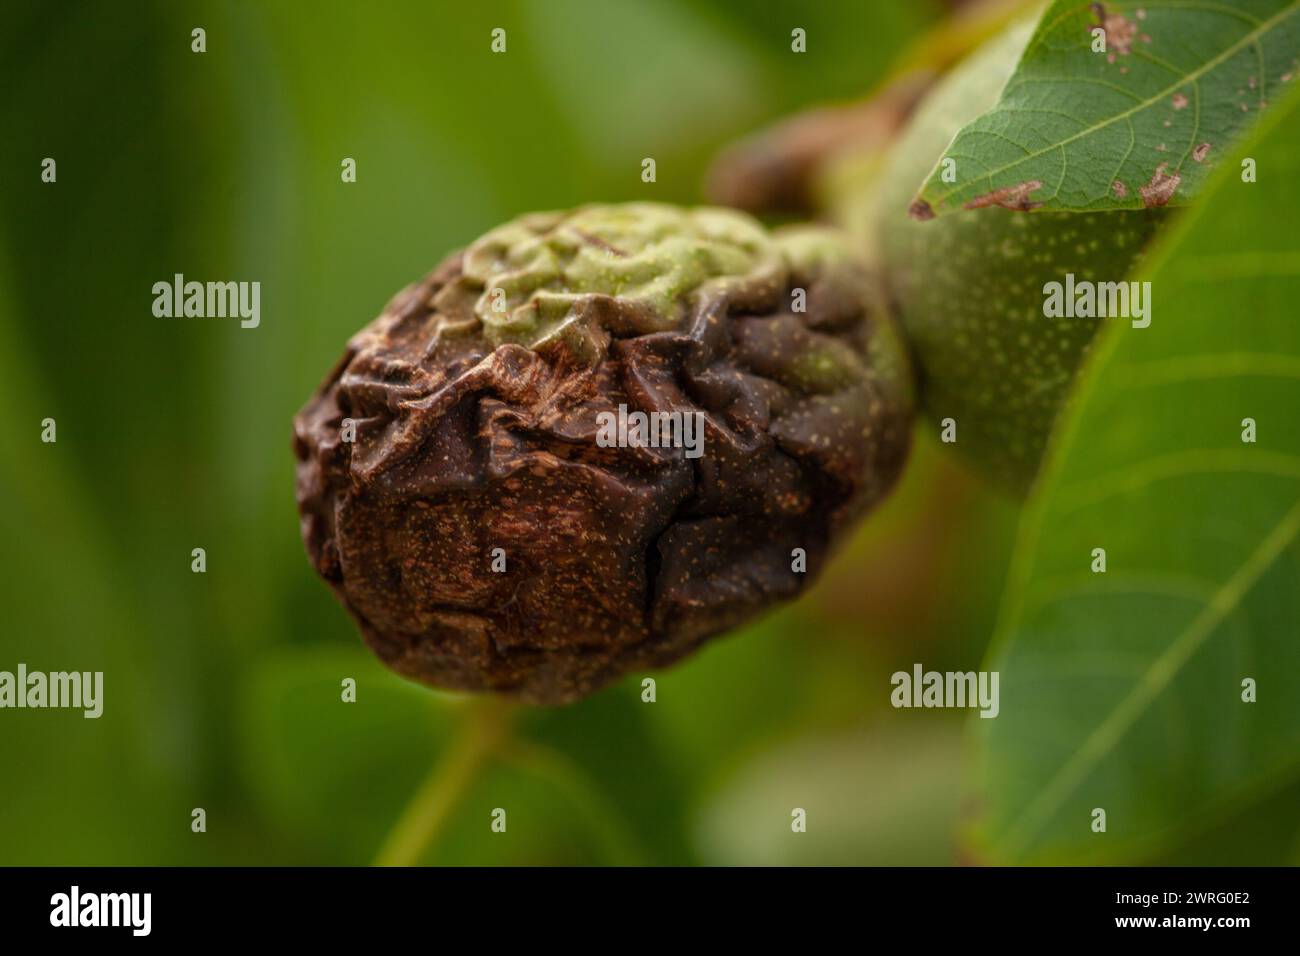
[695,719,964,865]
[969,82,1300,863]
[491,743,646,865]
[1151,772,1300,864]
[917,0,1300,215]
[240,647,644,864]
[642,611,820,778]
[240,646,458,862]
[421,754,638,866]
[0,247,201,863]
[695,0,941,105]
[524,0,764,172]
[523,686,698,864]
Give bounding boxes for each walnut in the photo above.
[294,204,912,704]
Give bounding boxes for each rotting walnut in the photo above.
[293,203,913,704]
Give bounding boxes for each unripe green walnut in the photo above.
[861,21,1167,493]
[294,203,913,704]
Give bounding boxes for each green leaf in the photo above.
[403,748,647,866]
[914,0,1300,217]
[239,646,459,863]
[968,81,1300,864]
[240,647,644,865]
[1150,773,1300,864]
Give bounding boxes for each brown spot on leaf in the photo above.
[1112,180,1128,199]
[1172,93,1189,110]
[1140,163,1181,207]
[963,180,1044,212]
[1091,2,1137,55]
[908,198,935,221]
[1192,142,1211,163]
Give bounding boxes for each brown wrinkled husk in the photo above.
[294,251,912,704]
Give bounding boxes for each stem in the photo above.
[373,696,516,867]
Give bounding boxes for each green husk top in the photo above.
[429,202,850,362]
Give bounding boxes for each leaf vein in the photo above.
[994,499,1300,859]
[926,2,1300,208]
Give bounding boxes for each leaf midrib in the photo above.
[993,497,1300,860]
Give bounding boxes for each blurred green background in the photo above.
[0,0,1035,865]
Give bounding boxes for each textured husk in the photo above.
[294,204,913,704]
